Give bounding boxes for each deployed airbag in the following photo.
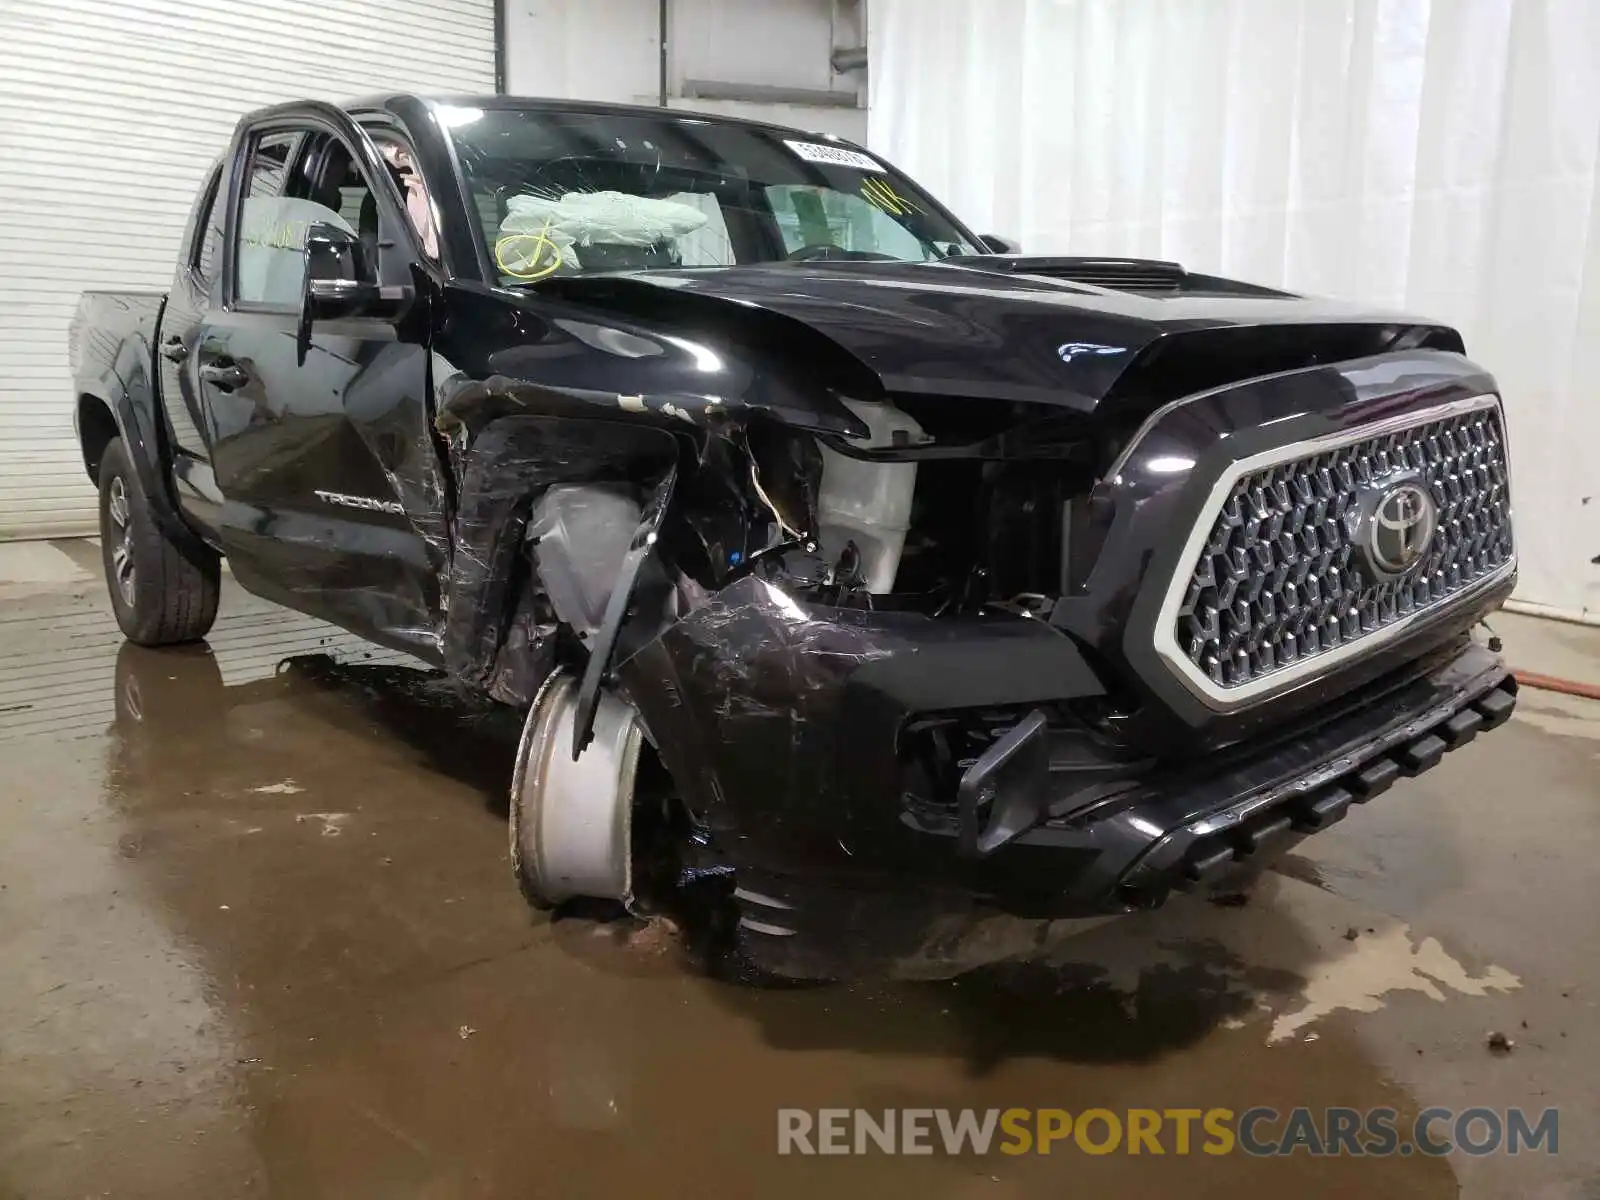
[497,191,709,276]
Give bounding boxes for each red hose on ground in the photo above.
[1512,670,1600,702]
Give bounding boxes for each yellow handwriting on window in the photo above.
[241,219,309,251]
[860,177,925,217]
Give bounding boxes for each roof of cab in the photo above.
[341,93,862,145]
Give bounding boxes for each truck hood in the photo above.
[534,259,1463,414]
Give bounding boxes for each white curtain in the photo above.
[869,0,1600,617]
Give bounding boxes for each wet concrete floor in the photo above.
[1,569,1597,1198]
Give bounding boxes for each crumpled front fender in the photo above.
[442,413,678,703]
[433,286,871,440]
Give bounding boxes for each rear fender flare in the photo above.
[81,336,201,552]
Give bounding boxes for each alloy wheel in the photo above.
[107,476,136,607]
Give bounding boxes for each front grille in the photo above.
[1173,403,1513,692]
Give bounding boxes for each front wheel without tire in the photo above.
[510,672,644,912]
[98,437,220,645]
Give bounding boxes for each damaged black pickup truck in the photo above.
[72,94,1517,978]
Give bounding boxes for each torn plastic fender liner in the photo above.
[615,575,1106,884]
[443,413,678,697]
[572,461,677,759]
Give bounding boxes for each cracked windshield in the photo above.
[442,104,978,282]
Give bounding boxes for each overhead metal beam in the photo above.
[494,0,508,93]
[680,79,861,108]
[658,0,670,106]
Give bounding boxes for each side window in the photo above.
[302,137,377,252]
[235,129,378,307]
[197,180,225,284]
[235,130,316,307]
[235,129,380,305]
[177,165,223,285]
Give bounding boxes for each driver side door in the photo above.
[196,109,442,661]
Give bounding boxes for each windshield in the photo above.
[444,106,979,284]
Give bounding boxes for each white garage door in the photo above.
[0,0,496,538]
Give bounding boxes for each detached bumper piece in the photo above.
[1122,671,1517,905]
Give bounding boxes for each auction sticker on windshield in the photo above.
[783,139,884,173]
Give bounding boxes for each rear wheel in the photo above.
[98,437,220,645]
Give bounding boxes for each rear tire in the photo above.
[98,437,220,646]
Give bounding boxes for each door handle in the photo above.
[199,363,250,392]
[159,337,188,363]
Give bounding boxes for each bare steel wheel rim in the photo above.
[107,476,136,607]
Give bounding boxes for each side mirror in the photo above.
[305,221,378,313]
[978,233,1022,255]
[296,221,387,365]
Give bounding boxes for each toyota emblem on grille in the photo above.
[1363,479,1437,576]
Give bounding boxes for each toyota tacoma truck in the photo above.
[71,94,1517,979]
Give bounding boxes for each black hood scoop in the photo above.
[942,255,1294,299]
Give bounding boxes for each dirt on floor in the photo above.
[1,569,1596,1199]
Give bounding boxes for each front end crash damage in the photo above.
[428,358,1143,953]
[428,309,1517,979]
[613,581,1515,980]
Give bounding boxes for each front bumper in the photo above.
[620,590,1512,974]
[1075,639,1514,907]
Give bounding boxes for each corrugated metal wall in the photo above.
[0,0,496,538]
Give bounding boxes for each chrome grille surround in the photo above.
[1155,395,1515,709]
